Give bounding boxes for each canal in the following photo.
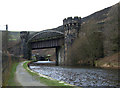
[30,62,119,87]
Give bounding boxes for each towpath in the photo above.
[16,61,47,87]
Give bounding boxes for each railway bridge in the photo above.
[20,16,81,66]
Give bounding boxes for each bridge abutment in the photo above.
[58,46,65,66]
[56,47,60,66]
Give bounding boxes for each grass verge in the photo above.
[23,61,80,88]
[7,62,21,86]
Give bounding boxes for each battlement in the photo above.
[63,16,81,26]
[20,31,29,39]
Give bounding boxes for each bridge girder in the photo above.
[27,30,64,44]
[31,38,64,50]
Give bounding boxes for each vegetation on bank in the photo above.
[95,52,120,68]
[23,61,80,88]
[7,62,21,86]
[2,61,21,87]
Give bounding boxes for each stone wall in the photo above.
[58,46,65,65]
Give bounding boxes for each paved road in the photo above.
[16,62,47,86]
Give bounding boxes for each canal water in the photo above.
[30,62,119,87]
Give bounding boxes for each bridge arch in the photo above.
[23,30,64,66]
[27,30,64,44]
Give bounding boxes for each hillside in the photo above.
[81,6,111,24]
[9,32,20,40]
[81,2,118,55]
[68,2,119,67]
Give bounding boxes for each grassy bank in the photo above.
[95,52,120,69]
[7,62,21,86]
[23,61,80,88]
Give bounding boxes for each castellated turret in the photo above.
[63,16,81,45]
[20,31,30,59]
[63,16,81,65]
[20,31,29,42]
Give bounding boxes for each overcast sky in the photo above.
[0,0,119,31]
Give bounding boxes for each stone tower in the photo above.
[63,16,81,65]
[20,31,29,59]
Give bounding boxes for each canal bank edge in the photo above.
[94,52,120,69]
[23,61,81,88]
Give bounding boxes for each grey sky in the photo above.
[0,0,119,31]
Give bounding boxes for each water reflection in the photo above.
[30,65,119,87]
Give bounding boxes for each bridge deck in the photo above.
[31,38,64,50]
